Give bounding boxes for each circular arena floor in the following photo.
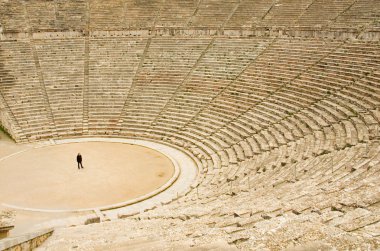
[0,142,175,211]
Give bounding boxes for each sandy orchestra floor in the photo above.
[0,141,175,211]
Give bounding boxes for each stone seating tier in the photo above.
[1,0,379,33]
[0,35,379,250]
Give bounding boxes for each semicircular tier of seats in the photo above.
[0,36,379,249]
[0,0,379,33]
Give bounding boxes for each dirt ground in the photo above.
[0,130,31,159]
[0,140,174,210]
[0,132,174,235]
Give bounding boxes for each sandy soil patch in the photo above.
[0,142,174,210]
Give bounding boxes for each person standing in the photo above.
[77,153,84,169]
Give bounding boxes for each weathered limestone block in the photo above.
[0,210,15,239]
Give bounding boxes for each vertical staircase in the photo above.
[30,40,58,139]
[82,35,90,135]
[0,92,26,142]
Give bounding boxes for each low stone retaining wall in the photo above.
[0,228,53,251]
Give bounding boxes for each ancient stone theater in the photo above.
[0,0,379,250]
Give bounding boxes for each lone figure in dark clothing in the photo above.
[77,153,84,169]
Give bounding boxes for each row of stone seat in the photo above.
[0,38,379,234]
[119,40,378,163]
[149,141,375,208]
[33,38,85,138]
[0,41,53,140]
[174,120,370,199]
[146,104,374,196]
[87,37,147,134]
[1,0,379,32]
[0,37,376,159]
[117,38,272,133]
[116,38,212,134]
[117,141,379,250]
